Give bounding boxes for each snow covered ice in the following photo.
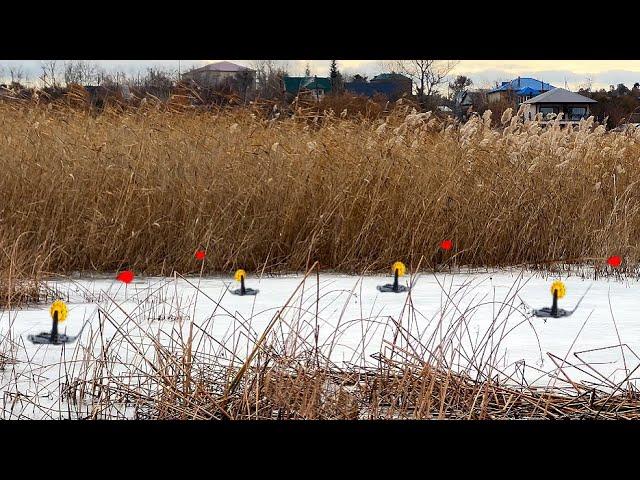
[2,269,640,418]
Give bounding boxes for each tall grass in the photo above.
[1,101,639,287]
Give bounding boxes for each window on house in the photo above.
[569,107,587,120]
[539,106,558,117]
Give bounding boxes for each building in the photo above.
[454,90,473,110]
[283,76,332,101]
[370,73,412,97]
[453,89,488,118]
[487,77,555,105]
[344,81,399,99]
[344,72,412,101]
[182,61,256,92]
[523,88,597,124]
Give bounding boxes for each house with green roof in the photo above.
[283,76,332,101]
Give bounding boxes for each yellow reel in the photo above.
[234,269,247,282]
[550,280,566,299]
[392,261,406,277]
[49,299,68,323]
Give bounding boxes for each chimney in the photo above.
[518,76,521,88]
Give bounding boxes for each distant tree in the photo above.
[251,60,289,101]
[616,83,630,96]
[8,65,24,85]
[586,87,640,128]
[448,75,472,100]
[304,63,311,77]
[137,68,175,99]
[388,60,458,106]
[329,60,343,94]
[63,61,101,86]
[40,60,61,88]
[351,74,368,83]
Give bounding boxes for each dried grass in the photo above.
[1,102,639,282]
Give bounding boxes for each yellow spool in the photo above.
[234,269,247,282]
[550,280,566,299]
[49,299,68,323]
[391,261,406,277]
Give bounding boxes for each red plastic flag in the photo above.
[440,239,453,251]
[607,255,622,268]
[116,270,134,284]
[195,250,206,260]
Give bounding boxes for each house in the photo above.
[369,73,412,97]
[453,89,487,118]
[487,77,555,105]
[344,72,412,101]
[344,81,399,99]
[283,76,332,101]
[523,88,597,124]
[182,61,256,92]
[455,90,473,109]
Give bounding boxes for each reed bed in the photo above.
[1,100,639,293]
[4,267,640,420]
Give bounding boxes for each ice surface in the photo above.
[2,269,639,418]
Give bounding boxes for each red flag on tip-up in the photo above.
[116,270,134,284]
[440,239,453,251]
[195,250,206,260]
[607,255,622,268]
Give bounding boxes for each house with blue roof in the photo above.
[487,77,555,106]
[344,72,412,101]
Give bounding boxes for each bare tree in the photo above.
[40,60,61,88]
[8,65,25,85]
[251,60,289,100]
[63,60,100,86]
[135,67,175,99]
[386,60,458,101]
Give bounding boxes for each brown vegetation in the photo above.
[1,101,639,302]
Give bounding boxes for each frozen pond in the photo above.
[2,269,640,418]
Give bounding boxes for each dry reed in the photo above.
[1,101,639,300]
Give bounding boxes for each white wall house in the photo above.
[182,61,256,90]
[523,88,597,124]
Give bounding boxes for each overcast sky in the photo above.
[2,60,640,91]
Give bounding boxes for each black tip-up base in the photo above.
[230,288,259,296]
[27,333,77,345]
[532,307,571,318]
[377,284,410,293]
